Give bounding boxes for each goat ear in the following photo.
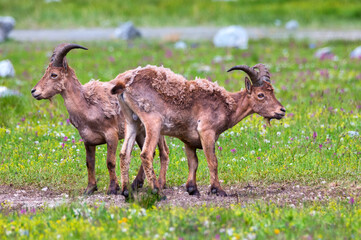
[245,77,252,94]
[111,83,125,95]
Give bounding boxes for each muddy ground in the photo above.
[1,182,360,211]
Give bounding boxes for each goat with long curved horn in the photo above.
[253,63,271,83]
[50,43,88,68]
[227,64,263,86]
[31,43,170,196]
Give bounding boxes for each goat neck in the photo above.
[60,67,88,118]
[228,90,254,129]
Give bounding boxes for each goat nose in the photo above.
[280,108,286,113]
[31,89,36,94]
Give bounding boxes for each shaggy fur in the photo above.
[84,80,121,118]
[115,65,236,112]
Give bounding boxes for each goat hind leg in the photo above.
[131,134,146,191]
[119,121,137,198]
[157,136,169,189]
[84,144,98,195]
[106,134,121,195]
[185,144,200,196]
[140,122,161,193]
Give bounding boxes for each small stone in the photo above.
[285,20,299,30]
[350,46,361,59]
[213,26,248,49]
[274,19,282,27]
[174,41,187,49]
[0,86,20,97]
[41,187,48,192]
[348,131,359,137]
[0,59,15,77]
[114,21,141,40]
[314,47,336,60]
[0,16,15,42]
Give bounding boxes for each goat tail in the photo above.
[111,81,126,95]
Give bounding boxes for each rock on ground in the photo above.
[213,26,248,49]
[114,21,141,40]
[0,16,16,42]
[0,60,15,77]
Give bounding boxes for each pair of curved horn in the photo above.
[50,43,88,67]
[227,63,270,87]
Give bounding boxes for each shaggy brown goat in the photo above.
[111,64,285,197]
[31,44,169,195]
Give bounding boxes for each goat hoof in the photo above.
[187,186,200,196]
[121,189,129,198]
[131,180,144,191]
[158,180,166,190]
[210,188,227,197]
[107,189,118,195]
[83,185,98,195]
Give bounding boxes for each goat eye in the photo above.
[50,73,58,78]
[258,93,265,98]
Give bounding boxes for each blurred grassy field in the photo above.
[1,0,361,29]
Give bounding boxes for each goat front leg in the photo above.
[140,121,161,193]
[185,143,200,196]
[200,130,227,197]
[157,136,169,189]
[131,134,146,191]
[119,121,137,198]
[106,133,121,195]
[84,144,98,195]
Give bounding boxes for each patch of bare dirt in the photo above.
[1,182,360,211]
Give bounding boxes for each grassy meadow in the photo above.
[1,0,361,29]
[0,38,361,239]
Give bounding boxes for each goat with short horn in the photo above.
[111,64,286,197]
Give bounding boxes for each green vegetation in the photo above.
[1,40,360,191]
[1,201,361,239]
[0,38,361,238]
[1,0,361,29]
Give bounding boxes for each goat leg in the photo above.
[199,130,227,197]
[185,143,200,196]
[119,121,137,198]
[140,121,161,193]
[158,135,170,189]
[84,144,98,195]
[106,133,121,195]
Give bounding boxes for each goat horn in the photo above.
[227,65,263,86]
[253,63,271,83]
[51,43,88,67]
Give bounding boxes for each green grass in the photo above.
[0,39,361,238]
[1,201,361,239]
[2,0,361,29]
[0,39,360,191]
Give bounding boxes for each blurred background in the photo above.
[1,0,361,29]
